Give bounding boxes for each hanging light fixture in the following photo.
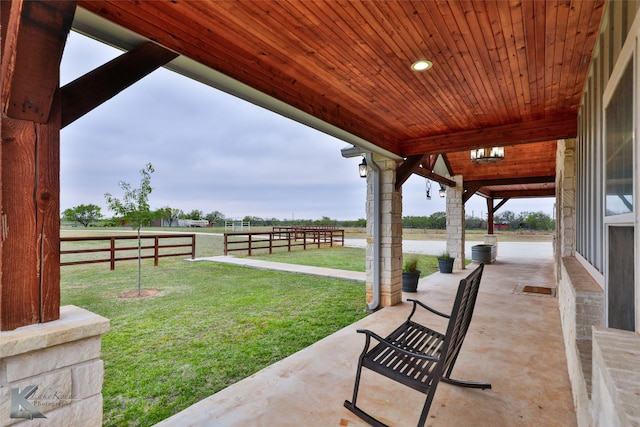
[439,184,446,198]
[358,157,368,178]
[470,146,505,164]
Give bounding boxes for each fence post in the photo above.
[248,233,252,256]
[303,231,307,250]
[110,237,115,270]
[269,232,273,254]
[224,234,228,255]
[154,236,159,267]
[287,231,291,252]
[191,234,196,259]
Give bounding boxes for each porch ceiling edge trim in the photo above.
[71,7,402,160]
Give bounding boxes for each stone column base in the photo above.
[0,306,109,426]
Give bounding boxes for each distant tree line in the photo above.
[403,210,555,231]
[62,205,553,231]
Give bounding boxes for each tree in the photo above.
[205,211,225,225]
[62,204,102,227]
[185,209,204,220]
[105,163,155,296]
[158,206,182,226]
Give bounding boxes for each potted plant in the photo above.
[402,256,421,292]
[437,251,454,274]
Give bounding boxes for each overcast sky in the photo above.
[60,32,555,221]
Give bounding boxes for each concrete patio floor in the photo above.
[158,244,574,426]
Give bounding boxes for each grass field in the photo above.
[59,227,548,425]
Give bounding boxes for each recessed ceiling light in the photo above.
[411,60,433,71]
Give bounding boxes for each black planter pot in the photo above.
[438,258,454,274]
[402,271,421,292]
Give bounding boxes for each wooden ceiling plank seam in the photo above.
[469,0,520,125]
[516,0,538,119]
[358,1,470,130]
[456,0,513,125]
[530,0,548,119]
[554,1,580,115]
[420,1,493,127]
[79,1,400,154]
[231,1,385,113]
[436,0,504,127]
[563,4,597,111]
[262,0,444,141]
[567,1,605,110]
[500,1,532,119]
[194,1,368,104]
[495,0,529,120]
[287,1,422,134]
[382,1,472,129]
[484,0,524,121]
[388,0,482,130]
[545,1,568,115]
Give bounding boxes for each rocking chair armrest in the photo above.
[355,329,441,362]
[407,298,450,319]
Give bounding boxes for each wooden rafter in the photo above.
[61,42,178,128]
[395,154,426,190]
[1,0,77,123]
[400,116,576,156]
[464,175,555,188]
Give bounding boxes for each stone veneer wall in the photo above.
[0,306,109,426]
[591,327,640,427]
[446,175,465,270]
[558,257,604,427]
[366,155,402,307]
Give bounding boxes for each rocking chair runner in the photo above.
[344,263,491,427]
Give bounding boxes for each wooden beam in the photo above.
[463,186,480,204]
[1,91,61,330]
[488,188,556,198]
[399,116,576,156]
[486,198,494,234]
[412,166,456,187]
[395,154,425,190]
[61,42,179,128]
[1,0,76,122]
[463,175,555,188]
[493,198,510,213]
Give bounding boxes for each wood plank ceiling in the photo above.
[76,0,605,199]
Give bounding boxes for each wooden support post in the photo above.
[154,236,159,266]
[110,236,116,270]
[191,234,196,259]
[1,97,61,330]
[486,197,494,234]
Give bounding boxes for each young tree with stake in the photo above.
[105,163,155,296]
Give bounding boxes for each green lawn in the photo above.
[59,227,517,425]
[61,255,366,426]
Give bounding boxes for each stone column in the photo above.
[366,155,403,308]
[556,139,576,258]
[0,306,109,426]
[446,175,465,270]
